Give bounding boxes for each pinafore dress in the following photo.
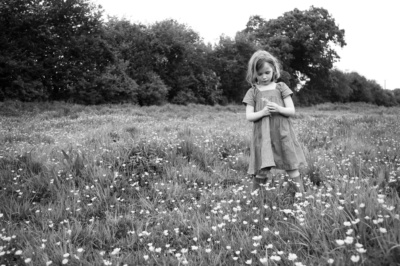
[242,82,307,175]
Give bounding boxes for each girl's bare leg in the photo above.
[252,168,271,191]
[286,169,305,193]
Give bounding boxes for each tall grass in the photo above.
[0,101,399,265]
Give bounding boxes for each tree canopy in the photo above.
[1,3,398,106]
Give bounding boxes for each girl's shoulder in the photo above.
[276,82,293,98]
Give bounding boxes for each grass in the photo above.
[0,100,399,266]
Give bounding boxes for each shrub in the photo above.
[137,73,169,106]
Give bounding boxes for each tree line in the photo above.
[1,0,399,106]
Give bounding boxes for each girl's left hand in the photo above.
[266,102,281,113]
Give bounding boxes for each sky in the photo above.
[93,0,400,90]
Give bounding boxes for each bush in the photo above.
[171,90,198,105]
[137,73,169,106]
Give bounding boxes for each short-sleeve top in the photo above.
[242,82,307,174]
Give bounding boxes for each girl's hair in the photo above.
[246,50,281,85]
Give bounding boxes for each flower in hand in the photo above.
[266,101,280,113]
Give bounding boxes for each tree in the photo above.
[245,7,346,92]
[0,0,119,102]
[209,32,259,104]
[149,19,220,104]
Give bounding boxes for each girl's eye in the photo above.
[258,72,270,75]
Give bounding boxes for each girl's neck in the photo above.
[256,82,276,91]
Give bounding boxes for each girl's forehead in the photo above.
[258,62,273,72]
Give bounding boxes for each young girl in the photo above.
[242,50,307,194]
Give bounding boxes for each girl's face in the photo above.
[256,62,274,85]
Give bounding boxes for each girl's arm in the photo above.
[246,104,270,122]
[266,96,295,117]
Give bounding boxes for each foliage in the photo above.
[245,7,346,90]
[137,72,168,106]
[209,32,259,104]
[1,3,398,107]
[0,0,116,102]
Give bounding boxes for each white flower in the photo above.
[252,235,262,241]
[343,221,351,226]
[15,250,22,255]
[260,257,268,265]
[24,258,32,263]
[62,259,68,264]
[270,255,281,261]
[111,248,120,255]
[379,227,387,233]
[327,258,334,264]
[350,255,360,262]
[205,248,211,253]
[344,236,354,244]
[336,239,345,245]
[288,253,298,260]
[143,255,149,260]
[357,247,367,253]
[245,259,252,264]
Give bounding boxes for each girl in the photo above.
[242,50,307,194]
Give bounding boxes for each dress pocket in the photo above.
[279,119,291,141]
[282,139,296,163]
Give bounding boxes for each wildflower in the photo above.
[63,253,70,258]
[111,248,120,255]
[344,236,354,244]
[245,259,252,264]
[260,257,268,265]
[15,250,22,255]
[252,235,262,241]
[356,247,367,253]
[205,248,211,253]
[379,227,387,233]
[24,258,32,263]
[191,246,198,251]
[62,259,68,264]
[336,239,345,245]
[143,255,149,260]
[288,253,298,260]
[350,255,360,262]
[46,261,52,265]
[270,255,281,261]
[327,258,334,264]
[77,248,84,253]
[343,221,351,226]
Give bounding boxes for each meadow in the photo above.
[0,101,399,266]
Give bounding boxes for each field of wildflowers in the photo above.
[0,101,399,266]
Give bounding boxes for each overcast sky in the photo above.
[94,0,400,90]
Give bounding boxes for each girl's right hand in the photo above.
[262,106,270,116]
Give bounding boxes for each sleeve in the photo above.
[279,82,294,99]
[242,88,255,106]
